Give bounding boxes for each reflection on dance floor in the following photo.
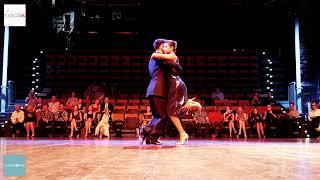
[1,138,320,179]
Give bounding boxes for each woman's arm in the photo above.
[151,53,177,61]
[231,114,235,121]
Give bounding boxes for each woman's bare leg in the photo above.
[243,122,247,138]
[228,121,233,136]
[69,121,74,137]
[88,121,92,133]
[232,122,237,134]
[259,123,265,137]
[84,121,88,137]
[26,123,30,137]
[170,116,184,134]
[31,122,35,137]
[256,124,261,138]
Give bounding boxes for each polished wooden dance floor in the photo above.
[1,137,320,180]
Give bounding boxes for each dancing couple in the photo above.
[140,38,201,145]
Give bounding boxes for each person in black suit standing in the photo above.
[140,39,176,144]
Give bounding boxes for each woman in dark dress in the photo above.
[25,105,37,137]
[69,105,83,138]
[249,108,264,138]
[151,40,202,144]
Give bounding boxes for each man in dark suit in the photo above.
[100,97,114,115]
[141,39,173,144]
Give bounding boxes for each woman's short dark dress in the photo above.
[25,111,36,123]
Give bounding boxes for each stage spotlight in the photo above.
[33,61,36,63]
[36,79,39,81]
[267,80,270,82]
[32,67,35,70]
[267,59,270,62]
[299,126,301,128]
[270,82,273,84]
[270,75,273,78]
[262,52,266,55]
[1,125,4,128]
[36,65,39,68]
[32,74,35,76]
[270,89,274,92]
[266,74,269,76]
[267,87,270,89]
[307,135,310,138]
[36,86,38,88]
[266,67,269,69]
[36,72,39,75]
[269,62,272,64]
[304,130,307,133]
[32,88,34,90]
[35,58,37,60]
[40,51,43,54]
[233,49,236,52]
[270,69,273,71]
[32,81,35,83]
[5,121,8,123]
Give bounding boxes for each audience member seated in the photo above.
[210,88,224,100]
[24,105,37,137]
[95,107,110,138]
[308,101,320,139]
[84,105,96,137]
[194,107,210,138]
[69,105,83,138]
[48,96,60,114]
[224,106,237,137]
[208,106,224,137]
[100,97,114,117]
[251,92,261,106]
[141,106,152,127]
[35,97,43,126]
[10,105,25,137]
[235,106,248,138]
[66,92,79,107]
[248,108,264,138]
[54,104,69,136]
[77,98,85,112]
[92,99,101,120]
[39,104,54,137]
[281,102,300,137]
[138,106,152,137]
[263,104,278,137]
[264,92,274,105]
[25,90,37,107]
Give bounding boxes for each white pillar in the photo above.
[1,26,9,112]
[294,17,302,113]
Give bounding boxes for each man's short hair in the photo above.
[153,39,167,50]
[289,102,294,105]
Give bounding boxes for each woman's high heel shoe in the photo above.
[177,133,189,145]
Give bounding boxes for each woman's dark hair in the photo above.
[153,39,166,50]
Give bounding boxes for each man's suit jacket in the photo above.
[146,58,168,98]
[146,56,183,98]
